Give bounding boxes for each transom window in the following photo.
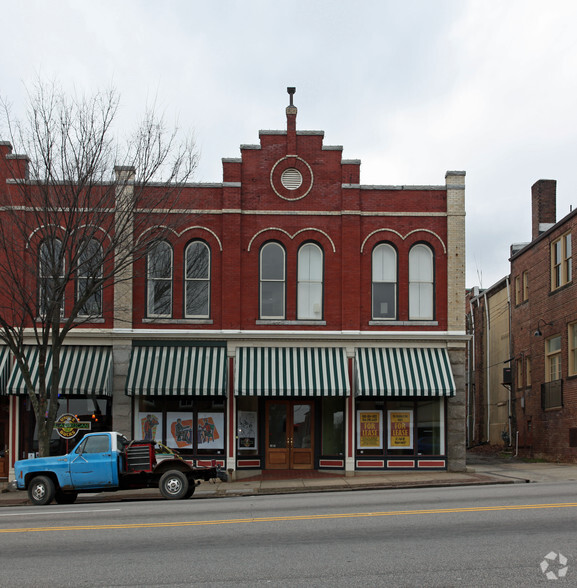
[297,243,323,320]
[372,243,397,320]
[260,242,285,319]
[409,244,434,320]
[147,241,173,317]
[185,241,210,318]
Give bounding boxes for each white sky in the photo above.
[2,0,577,289]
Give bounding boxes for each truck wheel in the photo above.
[183,484,197,499]
[28,475,56,506]
[55,490,78,505]
[159,470,189,500]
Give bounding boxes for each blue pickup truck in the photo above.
[14,431,227,505]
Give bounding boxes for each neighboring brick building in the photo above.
[466,279,512,447]
[510,180,577,461]
[0,91,468,478]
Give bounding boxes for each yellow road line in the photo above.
[2,502,577,534]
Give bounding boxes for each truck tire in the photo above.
[28,475,56,506]
[159,470,189,500]
[55,490,78,505]
[183,483,197,499]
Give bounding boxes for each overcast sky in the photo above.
[2,0,577,289]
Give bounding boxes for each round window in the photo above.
[280,168,303,190]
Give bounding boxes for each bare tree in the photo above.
[0,81,198,456]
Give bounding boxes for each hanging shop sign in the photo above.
[54,413,92,440]
[388,410,413,449]
[357,410,383,449]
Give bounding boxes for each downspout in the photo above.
[483,291,491,442]
[469,304,476,444]
[505,276,512,445]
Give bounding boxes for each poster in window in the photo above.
[139,412,163,443]
[237,410,258,450]
[198,412,224,450]
[166,412,193,449]
[357,410,383,449]
[388,410,413,449]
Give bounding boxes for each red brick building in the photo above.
[0,91,467,478]
[511,180,577,460]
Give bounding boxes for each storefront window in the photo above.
[25,396,112,456]
[237,397,259,456]
[137,397,225,456]
[355,398,445,457]
[416,400,443,455]
[321,397,345,455]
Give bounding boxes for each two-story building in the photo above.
[0,91,467,478]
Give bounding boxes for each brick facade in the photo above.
[511,181,577,461]
[0,94,468,476]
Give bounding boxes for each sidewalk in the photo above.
[0,467,516,507]
[3,453,576,507]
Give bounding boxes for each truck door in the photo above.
[70,434,115,488]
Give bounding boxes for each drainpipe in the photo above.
[483,291,491,443]
[469,304,476,444]
[505,276,512,445]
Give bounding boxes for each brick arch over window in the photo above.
[247,227,336,253]
[360,228,446,254]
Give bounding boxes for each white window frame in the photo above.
[409,244,434,320]
[297,242,323,320]
[372,243,397,320]
[77,238,103,317]
[260,242,285,319]
[147,241,173,318]
[39,238,64,318]
[185,241,210,318]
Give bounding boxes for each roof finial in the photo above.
[287,87,296,107]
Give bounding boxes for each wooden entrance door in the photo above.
[265,400,314,470]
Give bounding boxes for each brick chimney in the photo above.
[531,179,556,240]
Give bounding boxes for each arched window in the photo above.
[147,241,172,317]
[185,241,210,318]
[260,242,285,319]
[297,243,323,320]
[372,243,397,319]
[39,238,64,317]
[77,239,103,317]
[409,244,434,320]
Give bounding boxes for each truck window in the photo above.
[82,435,110,454]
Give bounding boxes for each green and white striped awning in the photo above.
[0,347,11,394]
[356,347,456,397]
[125,344,227,396]
[7,346,112,396]
[235,347,350,396]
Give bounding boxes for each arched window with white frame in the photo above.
[147,240,173,317]
[185,240,210,318]
[372,243,397,319]
[409,243,434,320]
[39,237,64,318]
[297,242,323,320]
[77,238,103,317]
[260,242,285,319]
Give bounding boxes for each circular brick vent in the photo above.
[270,156,313,200]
